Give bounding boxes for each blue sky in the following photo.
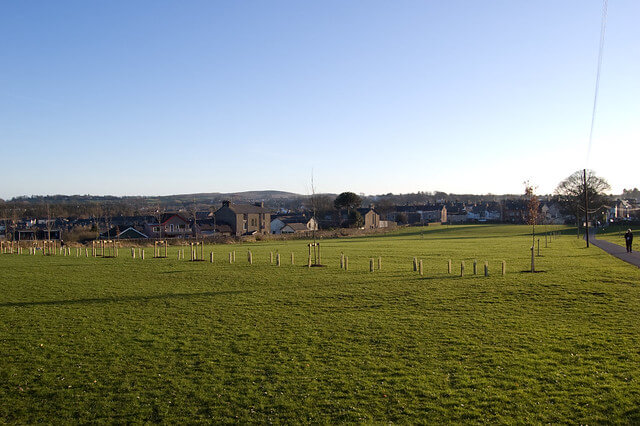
[1,1,638,198]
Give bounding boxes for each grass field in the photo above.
[2,224,640,423]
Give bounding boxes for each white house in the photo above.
[271,216,318,234]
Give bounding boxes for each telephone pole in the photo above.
[584,169,590,248]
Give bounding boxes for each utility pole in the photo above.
[584,169,589,248]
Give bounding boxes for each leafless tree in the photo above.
[46,204,54,241]
[190,198,199,239]
[555,170,610,237]
[152,203,165,240]
[91,202,103,240]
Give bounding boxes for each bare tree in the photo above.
[152,204,165,240]
[103,203,114,240]
[190,198,199,239]
[555,170,610,238]
[91,202,103,240]
[46,204,54,241]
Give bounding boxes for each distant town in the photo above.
[1,187,638,243]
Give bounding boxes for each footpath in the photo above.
[589,231,640,269]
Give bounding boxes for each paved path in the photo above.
[589,232,640,269]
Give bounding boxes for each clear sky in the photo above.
[1,1,638,199]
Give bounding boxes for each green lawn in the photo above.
[2,225,640,423]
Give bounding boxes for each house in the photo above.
[420,205,447,223]
[144,213,191,238]
[466,204,499,222]
[447,207,467,224]
[356,207,381,229]
[213,201,271,236]
[501,200,527,224]
[540,203,566,224]
[271,215,318,234]
[15,228,62,240]
[118,227,148,239]
[281,223,310,234]
[101,226,149,239]
[389,205,447,225]
[608,199,634,221]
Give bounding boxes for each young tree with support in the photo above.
[524,182,540,273]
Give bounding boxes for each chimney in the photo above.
[254,202,264,208]
[222,200,230,207]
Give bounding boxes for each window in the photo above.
[169,224,174,232]
[153,226,160,233]
[251,218,256,227]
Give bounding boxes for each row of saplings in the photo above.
[1,239,517,276]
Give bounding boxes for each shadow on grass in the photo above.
[0,290,250,308]
[519,270,547,273]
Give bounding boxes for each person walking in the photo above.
[624,229,633,253]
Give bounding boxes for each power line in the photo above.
[586,0,609,165]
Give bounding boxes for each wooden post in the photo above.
[378,257,382,270]
[291,252,294,265]
[340,253,344,269]
[276,253,281,267]
[537,239,540,257]
[461,261,465,277]
[248,250,253,264]
[344,256,348,271]
[484,261,488,277]
[413,257,417,272]
[369,258,374,272]
[419,259,423,276]
[270,252,273,264]
[502,260,506,275]
[531,245,535,273]
[229,252,232,263]
[141,249,145,260]
[233,251,236,263]
[164,241,168,258]
[448,259,452,274]
[473,259,477,275]
[308,255,311,268]
[545,234,548,248]
[85,248,89,257]
[200,243,204,261]
[210,252,214,263]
